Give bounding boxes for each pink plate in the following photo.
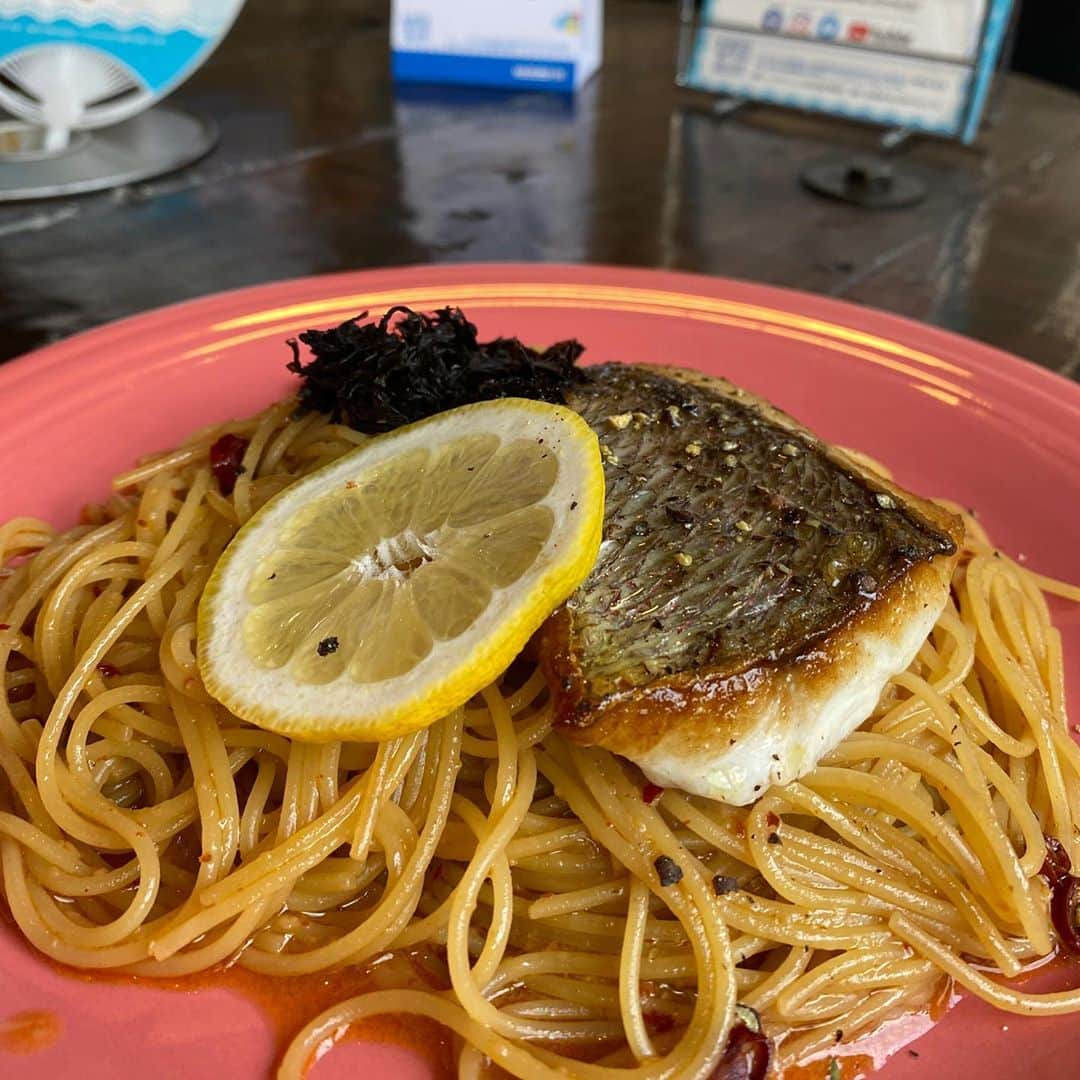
[1,264,1078,1079]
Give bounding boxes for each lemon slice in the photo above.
[197,398,604,741]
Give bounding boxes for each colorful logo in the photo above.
[789,11,812,36]
[847,21,869,44]
[554,12,581,34]
[762,7,783,33]
[816,15,840,41]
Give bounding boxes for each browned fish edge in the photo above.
[540,557,952,766]
[538,364,964,755]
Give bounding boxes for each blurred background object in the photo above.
[0,0,1078,384]
[0,0,244,198]
[391,0,602,91]
[1012,4,1080,91]
[678,0,1014,145]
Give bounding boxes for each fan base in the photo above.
[0,107,216,201]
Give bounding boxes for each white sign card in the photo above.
[685,0,1015,142]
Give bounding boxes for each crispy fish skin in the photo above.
[539,364,962,804]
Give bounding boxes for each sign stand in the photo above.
[676,1,1014,207]
[800,156,927,209]
[0,2,244,201]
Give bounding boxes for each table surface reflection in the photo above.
[1,0,1079,379]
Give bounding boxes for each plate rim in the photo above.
[4,263,1080,424]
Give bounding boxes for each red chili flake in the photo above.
[1051,876,1080,955]
[0,624,9,631]
[709,1015,771,1080]
[209,433,249,496]
[1041,836,1073,886]
[642,1009,675,1034]
[765,811,780,827]
[96,662,120,677]
[642,783,664,805]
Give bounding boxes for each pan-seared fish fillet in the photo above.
[538,364,962,804]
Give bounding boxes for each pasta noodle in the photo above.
[1,399,1078,1078]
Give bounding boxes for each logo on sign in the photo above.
[847,21,869,43]
[554,12,581,34]
[789,11,812,36]
[816,15,840,41]
[762,7,783,33]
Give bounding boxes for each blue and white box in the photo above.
[391,1,603,93]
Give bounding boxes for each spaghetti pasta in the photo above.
[1,399,1078,1078]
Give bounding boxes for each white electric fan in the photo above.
[0,1,246,199]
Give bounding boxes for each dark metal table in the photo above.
[2,0,1079,378]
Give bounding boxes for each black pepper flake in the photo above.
[767,832,781,845]
[850,570,878,596]
[654,855,683,887]
[316,636,340,656]
[712,874,739,895]
[665,504,694,525]
[570,501,578,510]
[834,1029,843,1043]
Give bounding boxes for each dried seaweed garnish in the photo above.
[286,306,586,434]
